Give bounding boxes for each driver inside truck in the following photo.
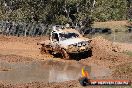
[52,33,59,42]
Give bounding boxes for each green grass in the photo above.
[123,51,132,56]
[93,21,128,32]
[86,32,132,43]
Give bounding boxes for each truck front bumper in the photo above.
[67,45,92,53]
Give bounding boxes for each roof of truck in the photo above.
[52,27,83,37]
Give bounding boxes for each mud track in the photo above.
[0,35,132,88]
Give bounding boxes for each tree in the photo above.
[0,0,128,23]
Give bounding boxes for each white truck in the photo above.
[37,26,92,60]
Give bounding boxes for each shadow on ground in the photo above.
[53,50,92,61]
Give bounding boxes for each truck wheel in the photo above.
[61,49,70,60]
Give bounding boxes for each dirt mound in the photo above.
[0,54,33,62]
[91,36,121,53]
[80,36,132,68]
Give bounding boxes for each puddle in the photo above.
[0,60,84,84]
[0,60,112,84]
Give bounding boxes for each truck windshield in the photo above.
[59,32,79,41]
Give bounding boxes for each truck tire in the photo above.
[61,49,70,60]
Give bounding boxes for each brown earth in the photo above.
[0,81,81,88]
[0,54,33,62]
[0,35,132,88]
[0,35,53,61]
[80,36,132,68]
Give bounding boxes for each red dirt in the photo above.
[0,54,33,62]
[0,35,53,60]
[0,35,132,87]
[112,62,132,80]
[0,81,81,88]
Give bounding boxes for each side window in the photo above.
[52,33,59,42]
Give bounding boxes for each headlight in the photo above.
[82,42,87,46]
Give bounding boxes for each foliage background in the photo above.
[0,0,131,25]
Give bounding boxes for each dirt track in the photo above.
[0,35,132,88]
[0,35,53,60]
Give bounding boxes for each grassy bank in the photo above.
[123,51,132,56]
[93,21,129,32]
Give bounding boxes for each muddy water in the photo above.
[0,60,112,84]
[0,60,84,84]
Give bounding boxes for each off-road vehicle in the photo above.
[37,26,92,60]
